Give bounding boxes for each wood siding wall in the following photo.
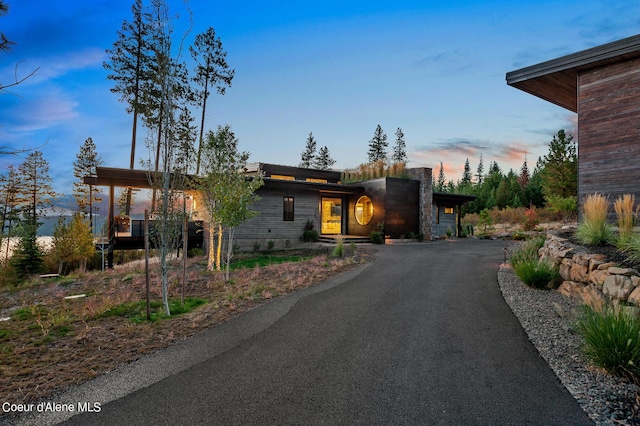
[578,57,640,218]
[233,187,321,249]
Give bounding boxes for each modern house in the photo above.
[506,34,640,219]
[231,163,474,249]
[87,163,475,261]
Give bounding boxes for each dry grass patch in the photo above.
[0,248,366,410]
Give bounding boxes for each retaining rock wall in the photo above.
[539,234,640,310]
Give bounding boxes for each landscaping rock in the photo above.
[581,284,607,312]
[607,266,639,277]
[558,281,584,302]
[602,275,635,300]
[559,259,572,281]
[597,262,617,270]
[570,263,589,282]
[588,269,609,287]
[627,286,640,306]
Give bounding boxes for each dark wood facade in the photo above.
[507,34,640,218]
[578,56,640,208]
[347,178,420,238]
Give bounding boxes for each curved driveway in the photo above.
[34,239,592,425]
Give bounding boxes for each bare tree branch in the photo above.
[0,62,39,94]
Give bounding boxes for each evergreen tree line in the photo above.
[1,1,261,299]
[299,124,408,171]
[434,130,578,216]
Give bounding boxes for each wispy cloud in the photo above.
[412,48,474,76]
[37,48,106,81]
[410,136,537,181]
[5,93,78,133]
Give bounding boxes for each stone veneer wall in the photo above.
[538,233,640,309]
[407,167,433,241]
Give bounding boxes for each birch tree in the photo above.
[200,125,263,279]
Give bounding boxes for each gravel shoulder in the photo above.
[498,265,640,425]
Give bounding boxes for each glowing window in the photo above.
[355,196,374,225]
[271,174,295,181]
[444,207,454,214]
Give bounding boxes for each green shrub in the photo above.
[332,241,344,258]
[509,236,545,267]
[267,240,275,251]
[370,231,384,244]
[188,248,204,258]
[303,229,319,242]
[576,305,640,381]
[575,193,614,246]
[512,258,559,289]
[617,233,640,264]
[509,237,558,288]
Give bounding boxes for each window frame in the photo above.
[283,196,295,221]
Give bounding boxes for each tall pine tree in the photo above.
[539,129,577,198]
[314,146,335,171]
[367,124,388,163]
[299,132,317,168]
[392,127,407,163]
[190,26,234,175]
[73,137,103,214]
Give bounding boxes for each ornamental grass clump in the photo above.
[509,237,559,289]
[614,193,637,243]
[575,193,614,246]
[576,304,640,382]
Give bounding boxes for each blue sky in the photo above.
[1,0,639,196]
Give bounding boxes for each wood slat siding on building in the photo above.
[578,56,640,218]
[233,187,321,249]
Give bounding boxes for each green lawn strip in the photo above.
[230,254,311,270]
[97,297,206,323]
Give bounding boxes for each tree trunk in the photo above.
[207,221,216,271]
[225,227,235,282]
[216,223,223,271]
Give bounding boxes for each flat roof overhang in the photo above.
[85,167,168,189]
[261,177,363,195]
[506,34,640,113]
[433,192,475,206]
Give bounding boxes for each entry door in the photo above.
[321,197,342,235]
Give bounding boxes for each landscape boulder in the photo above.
[602,275,635,301]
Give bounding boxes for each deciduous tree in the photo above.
[200,125,263,279]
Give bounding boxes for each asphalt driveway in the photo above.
[19,239,592,425]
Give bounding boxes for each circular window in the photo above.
[355,196,374,225]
